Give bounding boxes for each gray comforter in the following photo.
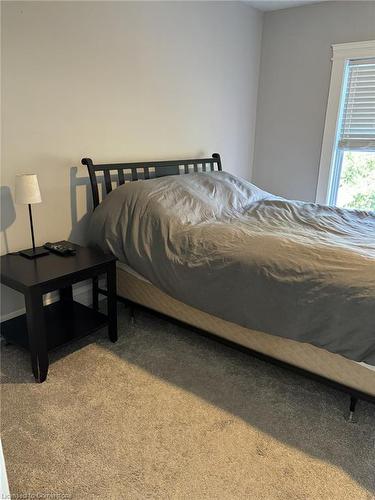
[88,171,375,365]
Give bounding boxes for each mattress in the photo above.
[116,262,375,393]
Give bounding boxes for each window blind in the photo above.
[338,58,375,151]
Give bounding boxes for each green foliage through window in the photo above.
[336,152,375,211]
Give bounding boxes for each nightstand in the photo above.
[0,244,117,382]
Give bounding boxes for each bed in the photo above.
[82,154,375,415]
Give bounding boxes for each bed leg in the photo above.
[347,396,358,423]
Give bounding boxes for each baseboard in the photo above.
[0,307,27,323]
[0,281,101,323]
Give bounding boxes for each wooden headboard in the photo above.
[81,153,222,210]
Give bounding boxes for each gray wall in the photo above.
[1,1,262,318]
[252,1,375,201]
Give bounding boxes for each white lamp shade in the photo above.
[15,174,42,205]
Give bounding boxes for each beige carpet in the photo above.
[1,303,375,499]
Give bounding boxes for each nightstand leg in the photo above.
[107,264,118,342]
[92,277,99,311]
[25,291,49,382]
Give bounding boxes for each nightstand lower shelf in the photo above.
[1,300,108,351]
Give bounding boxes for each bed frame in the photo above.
[82,154,375,417]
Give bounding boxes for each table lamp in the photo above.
[15,174,49,258]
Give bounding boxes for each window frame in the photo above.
[316,40,375,205]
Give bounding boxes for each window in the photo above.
[316,41,375,211]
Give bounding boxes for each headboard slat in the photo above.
[103,170,112,194]
[81,153,222,210]
[118,169,125,185]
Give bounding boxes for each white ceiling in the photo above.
[245,1,326,11]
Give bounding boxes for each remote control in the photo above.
[44,241,76,256]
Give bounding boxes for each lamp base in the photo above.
[19,247,50,259]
